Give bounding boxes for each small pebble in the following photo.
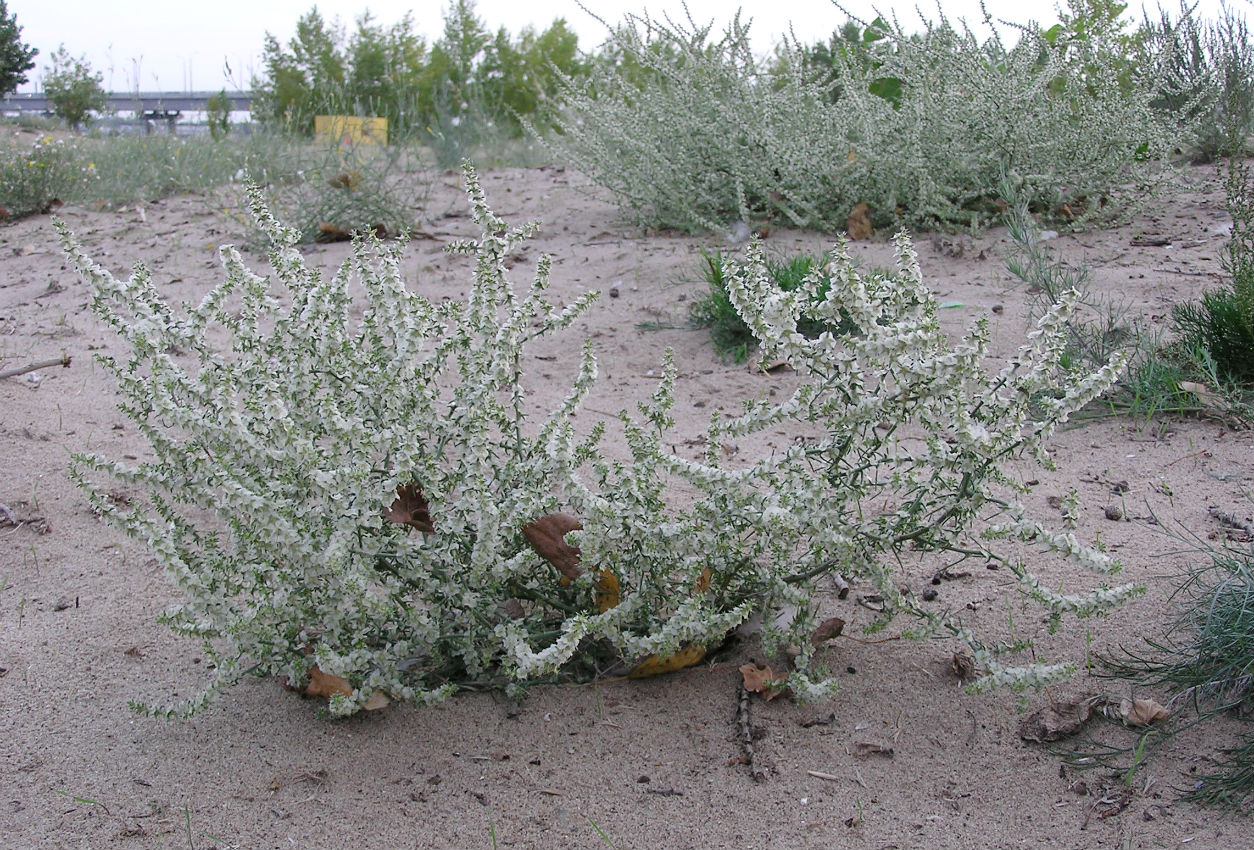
[1104,504,1124,521]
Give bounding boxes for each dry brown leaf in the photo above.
[846,202,873,240]
[692,567,712,595]
[362,690,391,711]
[304,667,389,711]
[594,568,621,613]
[1120,697,1170,727]
[852,741,894,758]
[811,616,845,646]
[328,170,363,191]
[1180,381,1223,410]
[383,483,434,534]
[628,644,707,679]
[522,513,583,583]
[739,662,791,700]
[1019,697,1094,743]
[951,651,977,683]
[756,358,792,374]
[304,666,352,699]
[316,222,352,242]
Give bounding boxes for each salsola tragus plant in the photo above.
[542,6,1174,234]
[62,164,1139,717]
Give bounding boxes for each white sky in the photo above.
[9,0,1248,93]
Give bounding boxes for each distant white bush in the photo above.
[542,9,1173,232]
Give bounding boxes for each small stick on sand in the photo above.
[0,354,71,381]
[832,573,850,599]
[1208,507,1254,537]
[737,685,767,782]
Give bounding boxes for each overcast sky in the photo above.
[9,0,1247,93]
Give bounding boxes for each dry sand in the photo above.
[2,162,1253,849]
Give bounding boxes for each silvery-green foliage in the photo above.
[63,165,1137,716]
[538,10,845,233]
[545,8,1172,232]
[1142,3,1254,161]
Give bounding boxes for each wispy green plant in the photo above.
[258,135,427,243]
[1173,155,1254,384]
[689,247,852,361]
[1000,178,1207,420]
[1100,530,1254,809]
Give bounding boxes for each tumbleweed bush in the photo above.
[1142,3,1254,162]
[543,8,1174,234]
[62,164,1140,717]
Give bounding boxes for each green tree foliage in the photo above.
[205,89,232,140]
[43,46,107,130]
[250,1,588,140]
[0,0,36,96]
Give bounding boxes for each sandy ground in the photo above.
[2,162,1253,849]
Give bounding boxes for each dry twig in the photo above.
[1208,507,1254,537]
[737,685,767,782]
[0,354,71,381]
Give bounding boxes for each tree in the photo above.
[44,46,107,129]
[205,89,231,140]
[0,0,36,96]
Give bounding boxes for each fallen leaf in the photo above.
[304,667,389,711]
[852,741,894,758]
[628,644,707,679]
[316,222,352,242]
[1180,381,1222,410]
[811,616,845,645]
[383,483,434,534]
[692,567,712,594]
[951,651,977,683]
[846,202,873,240]
[739,662,791,700]
[304,666,353,699]
[497,598,526,620]
[328,170,363,191]
[594,568,621,613]
[757,358,792,374]
[1019,697,1094,743]
[362,690,391,711]
[1120,697,1170,727]
[522,513,583,583]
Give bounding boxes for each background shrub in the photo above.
[1143,3,1254,161]
[0,134,97,218]
[543,3,1176,234]
[42,45,107,130]
[1172,155,1254,384]
[250,0,587,147]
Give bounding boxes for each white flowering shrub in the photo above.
[543,9,1173,232]
[62,165,1140,717]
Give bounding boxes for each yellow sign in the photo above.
[314,115,388,146]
